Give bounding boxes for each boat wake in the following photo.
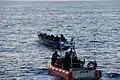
[24,68,120,80]
[101,73,120,80]
[105,73,120,78]
[23,67,48,75]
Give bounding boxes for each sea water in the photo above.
[0,1,120,80]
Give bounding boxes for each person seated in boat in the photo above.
[51,34,55,41]
[38,32,42,37]
[40,33,44,38]
[60,34,67,42]
[48,35,52,40]
[41,33,44,37]
[43,33,47,39]
[79,59,85,68]
[46,34,50,39]
[63,52,71,71]
[68,48,75,55]
[51,51,60,66]
[55,35,60,42]
[72,56,79,68]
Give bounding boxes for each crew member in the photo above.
[55,35,60,42]
[51,51,60,66]
[63,52,71,71]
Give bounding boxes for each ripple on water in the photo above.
[0,1,120,80]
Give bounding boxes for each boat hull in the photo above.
[48,64,72,80]
[38,36,70,50]
[48,64,102,80]
[72,68,102,80]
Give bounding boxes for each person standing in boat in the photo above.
[63,52,71,71]
[51,51,60,66]
[60,34,67,42]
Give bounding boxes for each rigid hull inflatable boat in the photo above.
[48,38,102,80]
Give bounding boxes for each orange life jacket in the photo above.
[55,57,62,67]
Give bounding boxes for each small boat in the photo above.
[48,38,102,80]
[38,32,71,50]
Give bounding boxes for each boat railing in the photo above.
[70,62,97,70]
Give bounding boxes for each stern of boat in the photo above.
[72,68,102,80]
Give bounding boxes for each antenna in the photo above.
[93,32,96,61]
[60,34,62,58]
[93,28,97,62]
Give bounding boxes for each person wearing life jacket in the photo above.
[55,57,62,68]
[51,34,55,41]
[87,61,97,69]
[79,59,85,68]
[55,35,60,42]
[51,51,60,66]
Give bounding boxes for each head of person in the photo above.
[60,34,63,37]
[55,51,57,54]
[65,52,69,56]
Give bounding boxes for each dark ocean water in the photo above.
[0,1,120,80]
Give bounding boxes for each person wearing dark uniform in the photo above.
[55,35,60,42]
[51,51,60,66]
[60,34,67,42]
[63,52,71,71]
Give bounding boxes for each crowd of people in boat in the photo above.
[38,33,67,42]
[51,50,85,71]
